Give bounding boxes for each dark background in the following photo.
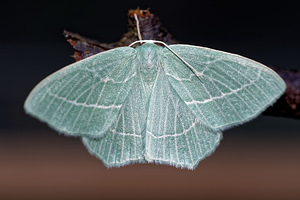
[1,1,299,200]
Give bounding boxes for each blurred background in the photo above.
[1,1,299,199]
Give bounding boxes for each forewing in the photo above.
[163,44,286,130]
[24,47,136,137]
[145,70,222,169]
[82,72,147,167]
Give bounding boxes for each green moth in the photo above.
[24,40,286,169]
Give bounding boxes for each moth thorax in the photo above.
[136,44,162,90]
[137,44,161,64]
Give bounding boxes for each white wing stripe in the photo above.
[185,78,255,105]
[146,120,197,139]
[47,92,122,109]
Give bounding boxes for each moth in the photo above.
[24,39,286,169]
[24,15,286,169]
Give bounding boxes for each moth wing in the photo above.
[24,47,136,137]
[145,69,222,169]
[162,44,286,130]
[82,71,148,167]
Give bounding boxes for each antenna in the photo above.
[134,13,142,41]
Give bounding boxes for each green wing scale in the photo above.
[145,68,222,169]
[24,47,136,137]
[82,71,147,167]
[163,44,286,130]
